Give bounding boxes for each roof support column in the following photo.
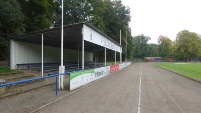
[115,51,116,64]
[126,31,127,62]
[105,48,106,66]
[82,36,85,70]
[78,43,79,69]
[120,30,122,64]
[120,52,122,64]
[95,49,96,67]
[41,33,44,77]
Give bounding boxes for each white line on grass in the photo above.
[137,63,142,113]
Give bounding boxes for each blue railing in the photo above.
[0,71,72,96]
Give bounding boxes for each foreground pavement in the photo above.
[1,63,201,113]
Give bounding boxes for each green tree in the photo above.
[147,44,158,57]
[157,35,173,58]
[0,0,24,60]
[0,0,24,37]
[18,0,56,32]
[133,34,151,59]
[175,30,201,61]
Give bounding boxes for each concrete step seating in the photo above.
[0,61,104,98]
[0,71,55,98]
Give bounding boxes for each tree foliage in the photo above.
[18,0,56,32]
[147,44,158,57]
[175,30,201,61]
[157,35,173,58]
[0,0,24,60]
[0,0,24,37]
[133,34,151,59]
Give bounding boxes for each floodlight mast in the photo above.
[61,0,64,67]
[59,0,64,90]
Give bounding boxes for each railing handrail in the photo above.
[0,72,69,88]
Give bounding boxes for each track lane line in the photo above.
[137,63,142,113]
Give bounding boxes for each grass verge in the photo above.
[0,66,15,74]
[155,62,201,81]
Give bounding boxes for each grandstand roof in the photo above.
[12,22,121,52]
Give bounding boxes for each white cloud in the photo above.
[121,0,201,43]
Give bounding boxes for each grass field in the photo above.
[155,62,201,81]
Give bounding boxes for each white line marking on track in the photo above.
[137,63,142,113]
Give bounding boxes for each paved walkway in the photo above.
[1,63,201,113]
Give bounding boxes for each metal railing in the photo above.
[0,72,70,96]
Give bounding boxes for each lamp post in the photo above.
[59,0,65,90]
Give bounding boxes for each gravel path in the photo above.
[1,63,201,113]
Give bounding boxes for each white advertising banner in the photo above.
[119,63,126,70]
[105,66,110,75]
[70,66,110,91]
[94,67,105,81]
[70,63,131,91]
[70,69,94,90]
[119,62,132,70]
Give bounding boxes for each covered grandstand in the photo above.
[10,22,122,71]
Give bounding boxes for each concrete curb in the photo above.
[155,65,201,84]
[0,83,55,100]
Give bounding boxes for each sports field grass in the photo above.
[155,62,201,81]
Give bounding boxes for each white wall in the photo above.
[83,24,122,53]
[10,40,93,69]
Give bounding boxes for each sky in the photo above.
[121,0,201,44]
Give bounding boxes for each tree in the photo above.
[0,0,24,37]
[18,0,56,32]
[175,30,201,61]
[133,34,151,59]
[157,35,173,58]
[0,0,24,60]
[63,0,92,25]
[147,44,158,57]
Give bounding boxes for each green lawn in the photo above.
[0,66,15,74]
[155,62,201,81]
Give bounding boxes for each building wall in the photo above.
[10,40,93,69]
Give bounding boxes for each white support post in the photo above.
[95,49,96,67]
[120,52,122,63]
[120,30,121,45]
[42,33,44,77]
[115,51,116,64]
[78,43,79,69]
[82,36,85,70]
[120,30,122,63]
[126,31,127,62]
[105,48,106,66]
